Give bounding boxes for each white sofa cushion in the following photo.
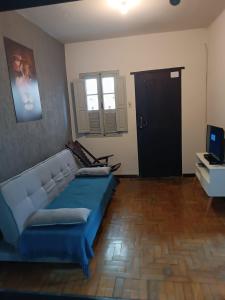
[0,150,79,246]
[76,167,111,176]
[26,208,91,227]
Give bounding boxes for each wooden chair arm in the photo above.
[90,163,106,167]
[97,154,114,160]
[94,154,114,165]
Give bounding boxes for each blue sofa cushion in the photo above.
[18,174,116,276]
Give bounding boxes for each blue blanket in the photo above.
[19,174,116,276]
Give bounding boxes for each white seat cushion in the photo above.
[76,167,111,176]
[26,208,91,227]
[0,150,79,246]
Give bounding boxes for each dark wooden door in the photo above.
[134,68,182,177]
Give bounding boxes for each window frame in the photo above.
[79,70,121,137]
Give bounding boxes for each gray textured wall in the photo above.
[0,12,72,182]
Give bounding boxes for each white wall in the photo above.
[65,29,207,175]
[207,9,225,129]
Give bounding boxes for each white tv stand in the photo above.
[195,153,225,211]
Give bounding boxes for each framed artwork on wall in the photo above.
[4,37,42,122]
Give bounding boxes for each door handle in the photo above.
[140,116,143,129]
[138,115,148,129]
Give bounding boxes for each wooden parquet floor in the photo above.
[1,177,225,299]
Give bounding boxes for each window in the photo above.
[85,79,99,111]
[73,71,128,135]
[102,77,116,110]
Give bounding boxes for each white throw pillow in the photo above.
[26,208,91,227]
[76,167,111,176]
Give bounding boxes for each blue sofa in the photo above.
[0,150,116,276]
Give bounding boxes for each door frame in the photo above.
[131,66,185,76]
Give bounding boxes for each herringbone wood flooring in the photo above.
[1,177,225,299]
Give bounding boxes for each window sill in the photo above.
[82,132,127,138]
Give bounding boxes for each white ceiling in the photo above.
[18,0,225,44]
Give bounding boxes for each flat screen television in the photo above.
[206,125,224,163]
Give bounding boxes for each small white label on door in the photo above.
[170,71,179,78]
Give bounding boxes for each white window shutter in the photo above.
[115,76,128,132]
[89,111,102,134]
[103,110,117,134]
[73,79,90,134]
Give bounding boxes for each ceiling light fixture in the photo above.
[108,0,140,15]
[170,0,181,5]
